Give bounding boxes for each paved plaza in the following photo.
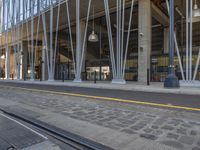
[0,84,199,150]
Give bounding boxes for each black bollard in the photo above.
[94,71,97,84]
[147,68,150,86]
[24,73,26,81]
[40,65,42,82]
[62,71,65,82]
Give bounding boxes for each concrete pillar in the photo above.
[164,27,169,54]
[80,21,87,74]
[5,47,10,79]
[21,41,28,80]
[138,0,152,83]
[0,49,2,78]
[42,43,48,81]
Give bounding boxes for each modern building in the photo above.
[0,0,200,85]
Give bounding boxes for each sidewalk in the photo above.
[1,79,200,96]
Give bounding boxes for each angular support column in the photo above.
[42,44,47,81]
[5,47,10,79]
[21,42,28,80]
[74,0,82,83]
[164,27,169,54]
[138,0,152,83]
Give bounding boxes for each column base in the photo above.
[73,78,82,83]
[180,80,200,87]
[47,79,55,82]
[164,74,180,88]
[111,79,126,84]
[30,78,35,82]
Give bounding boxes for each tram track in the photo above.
[0,107,113,150]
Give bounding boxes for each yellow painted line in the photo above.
[1,85,200,112]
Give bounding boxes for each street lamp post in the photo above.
[164,0,180,88]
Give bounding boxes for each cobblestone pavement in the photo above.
[0,87,200,150]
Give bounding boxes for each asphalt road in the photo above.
[0,81,199,110]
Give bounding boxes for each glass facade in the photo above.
[0,0,199,83]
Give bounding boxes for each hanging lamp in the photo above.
[88,1,99,42]
[1,54,5,59]
[1,50,5,59]
[193,0,200,17]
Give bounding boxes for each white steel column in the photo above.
[20,42,23,79]
[138,0,151,83]
[5,0,10,80]
[103,0,135,84]
[74,0,91,82]
[189,0,193,81]
[30,0,35,81]
[186,0,189,81]
[5,47,10,79]
[41,0,61,81]
[74,0,82,82]
[193,49,200,80]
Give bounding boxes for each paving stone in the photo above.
[117,118,137,125]
[121,129,137,134]
[197,141,200,146]
[161,125,174,130]
[153,118,166,126]
[177,127,187,135]
[131,125,144,130]
[161,140,184,149]
[104,124,121,130]
[192,147,200,150]
[190,130,198,136]
[152,130,163,136]
[171,118,184,123]
[181,123,192,128]
[93,121,105,126]
[107,116,118,120]
[115,123,128,128]
[146,114,156,118]
[143,128,153,133]
[151,125,159,129]
[179,136,195,145]
[189,122,200,126]
[98,118,112,122]
[123,114,136,119]
[166,133,179,139]
[96,115,105,119]
[131,122,147,130]
[140,133,157,140]
[143,117,154,122]
[167,120,180,126]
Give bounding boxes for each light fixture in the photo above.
[88,31,99,42]
[28,69,31,74]
[1,54,5,59]
[193,0,200,17]
[88,1,99,42]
